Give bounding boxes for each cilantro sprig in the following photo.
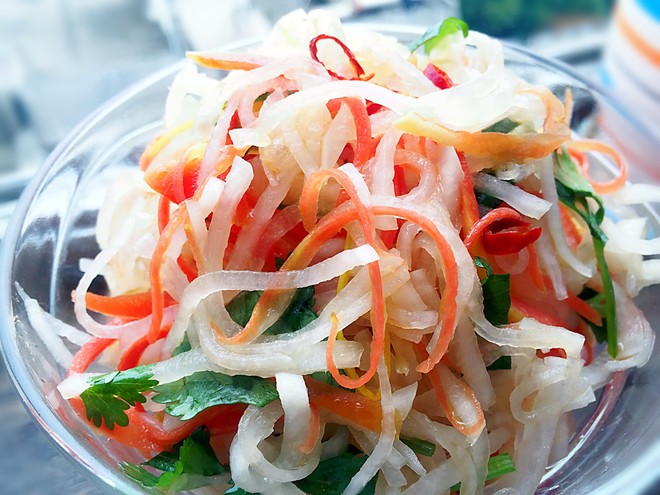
[152,371,279,420]
[554,148,617,357]
[293,448,377,495]
[123,428,226,492]
[227,285,317,335]
[483,118,520,134]
[80,365,157,430]
[409,17,469,54]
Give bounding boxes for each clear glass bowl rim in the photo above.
[1,25,658,494]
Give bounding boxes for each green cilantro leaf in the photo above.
[293,448,377,495]
[409,17,469,54]
[483,118,520,134]
[474,257,511,326]
[554,149,617,357]
[224,486,258,495]
[226,285,317,336]
[486,355,512,371]
[123,428,226,492]
[80,365,157,430]
[172,333,192,356]
[152,371,278,420]
[475,190,503,209]
[400,436,437,457]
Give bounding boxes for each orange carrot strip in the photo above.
[85,291,175,319]
[300,404,321,455]
[566,290,602,326]
[526,246,546,292]
[147,212,184,343]
[139,121,192,171]
[67,338,115,377]
[564,140,629,194]
[427,361,485,437]
[186,51,270,71]
[158,195,171,234]
[306,377,382,432]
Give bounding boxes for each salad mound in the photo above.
[31,9,658,495]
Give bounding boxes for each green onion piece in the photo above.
[400,436,437,457]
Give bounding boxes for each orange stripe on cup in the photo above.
[616,7,660,67]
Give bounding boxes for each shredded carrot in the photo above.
[147,212,184,343]
[300,404,321,455]
[186,51,269,71]
[427,361,485,437]
[566,290,602,326]
[67,338,115,377]
[526,246,547,292]
[84,291,176,319]
[139,121,192,171]
[157,195,170,234]
[306,377,383,432]
[564,140,629,194]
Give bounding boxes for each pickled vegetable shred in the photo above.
[36,9,660,495]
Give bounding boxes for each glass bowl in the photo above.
[1,28,659,495]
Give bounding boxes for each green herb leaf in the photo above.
[451,453,516,492]
[578,288,608,343]
[152,371,279,420]
[554,149,617,357]
[80,365,157,430]
[226,290,262,327]
[224,485,258,495]
[474,257,511,326]
[409,17,469,54]
[173,333,192,356]
[293,448,377,495]
[226,286,318,336]
[475,190,503,209]
[483,118,520,134]
[486,355,512,371]
[400,436,437,457]
[123,428,226,492]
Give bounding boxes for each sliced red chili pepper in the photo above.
[423,63,454,90]
[309,34,370,80]
[483,216,542,255]
[536,348,568,359]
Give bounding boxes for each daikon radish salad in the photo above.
[36,8,658,495]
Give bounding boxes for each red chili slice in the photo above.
[483,216,542,255]
[423,63,454,90]
[309,34,370,80]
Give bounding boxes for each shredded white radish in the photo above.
[37,9,660,495]
[473,172,551,220]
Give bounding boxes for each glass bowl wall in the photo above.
[1,30,659,494]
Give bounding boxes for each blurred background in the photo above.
[0,0,658,494]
